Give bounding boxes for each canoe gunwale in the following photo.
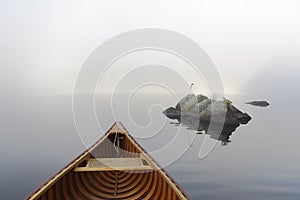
[25,122,191,200]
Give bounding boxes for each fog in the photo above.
[1,0,300,199]
[1,0,300,94]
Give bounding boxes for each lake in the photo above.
[1,88,300,199]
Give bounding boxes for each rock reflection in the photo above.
[179,116,240,145]
[163,93,252,145]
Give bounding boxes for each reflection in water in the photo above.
[163,93,252,145]
[172,117,240,146]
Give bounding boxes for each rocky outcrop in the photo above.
[163,93,251,126]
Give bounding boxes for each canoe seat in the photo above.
[74,158,154,171]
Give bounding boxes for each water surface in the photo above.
[1,91,300,200]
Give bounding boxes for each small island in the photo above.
[163,93,252,127]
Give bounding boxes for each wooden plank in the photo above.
[73,166,154,172]
[114,171,119,196]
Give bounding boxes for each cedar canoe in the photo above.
[25,122,190,200]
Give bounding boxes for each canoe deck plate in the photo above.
[89,158,143,168]
[74,157,153,171]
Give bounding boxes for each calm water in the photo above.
[1,90,300,200]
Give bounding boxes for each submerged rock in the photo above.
[245,101,270,107]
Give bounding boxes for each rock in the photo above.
[162,107,181,119]
[163,93,253,145]
[196,94,208,103]
[189,99,211,113]
[164,93,252,127]
[175,94,198,112]
[229,105,252,124]
[199,101,237,126]
[245,100,270,107]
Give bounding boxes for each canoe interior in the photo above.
[26,122,190,200]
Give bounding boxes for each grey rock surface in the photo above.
[245,101,270,107]
[163,93,251,126]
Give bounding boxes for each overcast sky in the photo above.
[1,0,300,95]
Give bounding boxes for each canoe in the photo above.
[25,122,190,200]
